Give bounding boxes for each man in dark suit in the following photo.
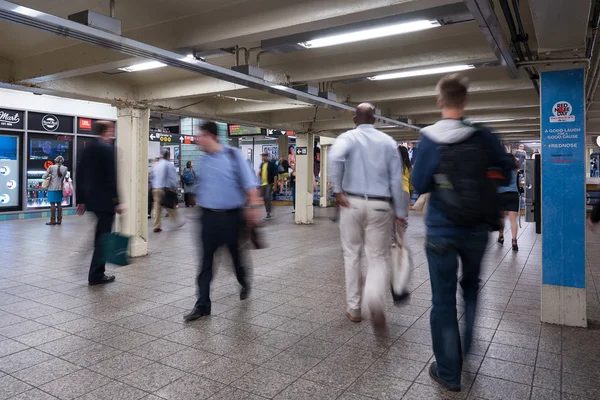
[76,121,124,286]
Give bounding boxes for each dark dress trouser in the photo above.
[195,209,248,312]
[89,211,115,283]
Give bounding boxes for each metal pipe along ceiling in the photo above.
[0,0,420,131]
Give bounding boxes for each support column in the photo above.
[278,135,289,160]
[116,107,149,257]
[319,137,335,208]
[540,68,586,327]
[295,132,314,224]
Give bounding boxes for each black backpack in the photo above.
[433,126,502,230]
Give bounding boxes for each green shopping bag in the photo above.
[102,232,130,266]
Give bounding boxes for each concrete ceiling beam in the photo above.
[345,79,534,103]
[11,0,453,83]
[383,92,539,116]
[415,108,539,125]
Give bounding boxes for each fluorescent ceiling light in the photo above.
[118,61,166,72]
[299,20,440,49]
[369,64,475,81]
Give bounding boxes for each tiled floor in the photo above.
[0,207,599,399]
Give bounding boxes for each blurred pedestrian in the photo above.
[151,149,183,232]
[290,164,296,214]
[258,152,278,220]
[498,150,520,251]
[76,121,124,286]
[329,103,407,332]
[184,121,260,321]
[412,74,511,392]
[515,144,527,168]
[43,156,69,226]
[182,161,197,207]
[392,146,412,245]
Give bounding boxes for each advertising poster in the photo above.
[541,68,585,288]
[262,145,278,160]
[0,134,20,209]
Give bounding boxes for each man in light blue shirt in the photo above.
[184,121,260,321]
[329,103,407,332]
[151,149,182,232]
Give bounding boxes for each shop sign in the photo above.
[28,112,74,133]
[0,109,24,129]
[79,118,92,131]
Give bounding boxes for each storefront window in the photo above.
[27,133,73,209]
[0,133,22,210]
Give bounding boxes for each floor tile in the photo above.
[40,368,112,400]
[347,372,412,400]
[231,366,296,398]
[0,348,54,373]
[302,359,364,390]
[274,378,342,400]
[12,358,81,386]
[0,375,32,399]
[263,350,322,377]
[194,356,255,384]
[160,348,219,372]
[470,375,531,400]
[77,381,147,400]
[119,362,186,392]
[129,338,187,361]
[88,352,152,378]
[8,388,60,399]
[485,342,537,366]
[154,374,225,400]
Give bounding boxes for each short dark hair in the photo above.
[437,73,468,108]
[92,120,113,136]
[200,121,218,136]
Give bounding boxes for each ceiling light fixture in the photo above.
[368,64,475,81]
[118,61,167,72]
[298,20,440,49]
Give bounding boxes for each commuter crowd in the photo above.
[59,73,536,393]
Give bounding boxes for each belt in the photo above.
[346,192,391,202]
[200,207,240,214]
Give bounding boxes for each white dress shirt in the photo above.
[151,158,178,189]
[328,124,407,217]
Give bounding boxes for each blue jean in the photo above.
[426,231,488,386]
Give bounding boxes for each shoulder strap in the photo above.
[226,147,244,194]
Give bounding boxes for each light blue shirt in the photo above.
[151,159,178,189]
[195,145,256,210]
[328,124,407,217]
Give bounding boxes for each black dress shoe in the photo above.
[429,362,461,392]
[184,307,211,321]
[88,275,116,286]
[240,287,250,300]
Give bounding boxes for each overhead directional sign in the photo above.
[296,147,308,155]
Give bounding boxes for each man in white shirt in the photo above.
[329,103,407,332]
[151,149,182,232]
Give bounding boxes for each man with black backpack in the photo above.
[412,74,512,392]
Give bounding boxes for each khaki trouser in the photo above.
[153,188,178,230]
[339,196,393,316]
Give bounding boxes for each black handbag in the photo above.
[160,189,178,209]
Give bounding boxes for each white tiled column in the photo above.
[294,132,314,224]
[115,107,149,257]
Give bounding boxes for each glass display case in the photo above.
[26,133,73,209]
[0,133,22,211]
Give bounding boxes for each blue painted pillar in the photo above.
[541,68,586,327]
